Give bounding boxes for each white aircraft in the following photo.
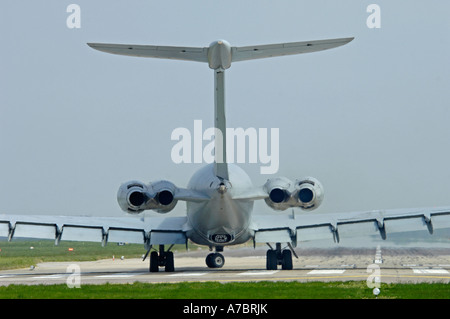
[1,38,450,272]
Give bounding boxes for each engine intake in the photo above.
[269,188,288,203]
[158,190,174,206]
[298,188,314,203]
[293,177,324,210]
[128,191,148,207]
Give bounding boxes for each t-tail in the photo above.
[87,37,354,180]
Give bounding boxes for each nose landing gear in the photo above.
[206,253,225,268]
[206,246,225,268]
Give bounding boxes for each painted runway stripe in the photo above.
[32,274,66,279]
[238,270,279,276]
[308,269,346,275]
[95,273,145,278]
[167,272,207,277]
[412,269,449,274]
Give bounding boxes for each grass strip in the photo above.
[0,281,448,299]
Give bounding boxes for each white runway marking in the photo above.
[412,269,449,274]
[95,273,145,278]
[238,270,279,276]
[308,269,346,275]
[167,272,207,277]
[32,275,66,279]
[373,245,383,264]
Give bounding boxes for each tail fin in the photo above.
[213,69,228,180]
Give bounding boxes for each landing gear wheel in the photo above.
[149,251,159,272]
[206,253,225,268]
[165,251,175,272]
[266,250,277,270]
[281,249,293,270]
[266,243,295,270]
[148,245,175,273]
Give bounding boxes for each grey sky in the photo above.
[1,1,450,220]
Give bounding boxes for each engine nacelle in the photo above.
[292,177,324,211]
[117,180,177,214]
[263,177,293,211]
[263,176,324,211]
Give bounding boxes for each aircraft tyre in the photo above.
[266,247,293,270]
[150,251,159,272]
[149,249,175,272]
[281,249,293,270]
[165,251,175,272]
[206,253,225,268]
[266,250,277,270]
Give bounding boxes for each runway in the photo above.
[0,246,449,286]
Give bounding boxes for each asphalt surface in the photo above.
[0,246,449,286]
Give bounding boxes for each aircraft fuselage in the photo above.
[186,163,254,247]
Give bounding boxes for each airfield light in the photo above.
[373,288,381,297]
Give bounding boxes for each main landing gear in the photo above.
[206,246,225,268]
[144,244,295,272]
[146,244,175,272]
[266,243,294,270]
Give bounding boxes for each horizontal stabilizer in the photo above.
[87,43,208,63]
[231,37,354,62]
[87,37,354,66]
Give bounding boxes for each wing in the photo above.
[87,43,209,63]
[251,206,450,246]
[0,214,190,248]
[231,37,354,62]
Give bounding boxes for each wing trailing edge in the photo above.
[87,43,209,63]
[251,206,450,246]
[231,37,354,62]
